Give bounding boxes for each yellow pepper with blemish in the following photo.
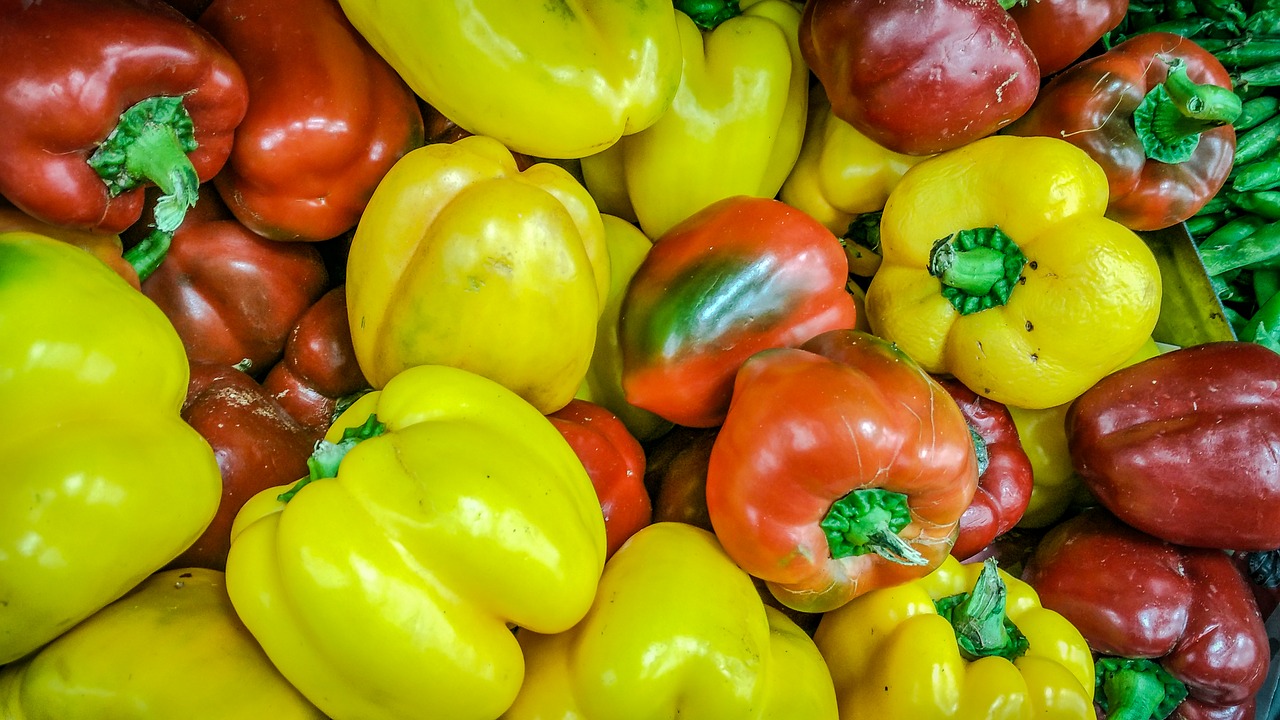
[864,135,1162,410]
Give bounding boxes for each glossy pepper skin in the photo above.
[815,555,1097,720]
[226,364,606,720]
[1006,0,1130,76]
[799,0,1040,156]
[0,201,140,290]
[865,135,1163,410]
[1004,32,1239,231]
[504,522,839,720]
[0,231,221,665]
[1023,509,1269,720]
[619,195,857,428]
[580,0,809,239]
[346,135,609,414]
[706,329,979,613]
[936,378,1034,562]
[1068,341,1280,551]
[199,0,424,242]
[334,0,683,160]
[0,0,247,234]
[0,568,325,720]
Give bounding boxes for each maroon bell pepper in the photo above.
[1023,509,1269,720]
[1006,0,1130,76]
[644,426,719,532]
[1067,341,1280,551]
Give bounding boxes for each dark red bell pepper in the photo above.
[0,0,247,236]
[1006,0,1130,76]
[1023,508,1269,720]
[798,0,1040,156]
[199,0,424,242]
[1004,32,1240,231]
[936,377,1034,562]
[1067,341,1280,551]
[644,426,719,532]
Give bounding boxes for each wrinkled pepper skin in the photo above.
[199,0,424,242]
[334,0,683,160]
[503,522,839,720]
[0,201,139,290]
[1004,33,1238,231]
[0,231,221,665]
[619,195,857,428]
[1068,341,1280,550]
[865,135,1162,410]
[226,364,607,720]
[706,329,979,613]
[1023,509,1269,720]
[1006,0,1130,76]
[0,0,247,233]
[0,568,325,720]
[815,555,1097,720]
[580,0,809,239]
[799,0,1040,156]
[346,135,609,414]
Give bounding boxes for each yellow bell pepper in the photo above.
[504,521,838,720]
[0,231,220,666]
[334,0,682,160]
[580,0,809,239]
[814,555,1097,720]
[0,568,324,719]
[346,135,609,414]
[864,135,1162,410]
[225,364,607,720]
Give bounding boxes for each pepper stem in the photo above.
[934,558,1030,661]
[122,229,172,283]
[277,413,388,503]
[674,0,742,30]
[1094,657,1189,720]
[928,226,1026,316]
[969,425,990,478]
[820,488,927,565]
[1133,58,1243,164]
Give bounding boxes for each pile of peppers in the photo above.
[1,0,1279,719]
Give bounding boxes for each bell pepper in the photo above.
[0,0,247,237]
[346,134,609,414]
[1006,0,1130,76]
[333,0,683,160]
[0,568,325,719]
[548,398,652,560]
[799,0,1040,156]
[225,364,606,720]
[503,521,840,720]
[1023,508,1270,720]
[1067,341,1280,551]
[936,378,1034,562]
[645,426,719,532]
[705,329,979,613]
[0,201,140,290]
[420,102,537,171]
[814,555,1098,719]
[199,0,424,242]
[619,195,857,428]
[1004,32,1241,231]
[579,0,809,239]
[0,231,221,665]
[864,134,1163,410]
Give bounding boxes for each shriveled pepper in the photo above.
[1006,0,1130,76]
[1004,32,1241,231]
[705,329,979,613]
[864,134,1163,410]
[0,231,221,665]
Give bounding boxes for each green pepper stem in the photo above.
[935,558,1030,661]
[931,244,1008,296]
[674,0,742,30]
[277,414,388,503]
[1095,657,1189,720]
[969,425,990,478]
[121,229,172,283]
[928,226,1026,316]
[820,488,927,565]
[1134,58,1243,164]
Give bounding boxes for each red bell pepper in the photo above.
[198,0,424,242]
[644,426,718,532]
[619,195,858,428]
[0,0,247,236]
[1005,32,1240,231]
[1006,0,1130,76]
[1023,508,1269,720]
[705,329,979,613]
[548,399,651,560]
[798,0,1040,156]
[935,377,1034,562]
[1067,341,1280,551]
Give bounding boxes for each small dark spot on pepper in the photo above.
[1025,321,1033,331]
[179,572,193,578]
[1018,276,1027,285]
[1028,260,1038,270]
[1030,353,1038,362]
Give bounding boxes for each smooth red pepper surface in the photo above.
[0,0,247,233]
[1023,509,1269,720]
[1006,0,1130,76]
[1067,342,1280,551]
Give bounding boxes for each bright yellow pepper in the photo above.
[504,522,838,719]
[0,231,220,665]
[864,135,1162,410]
[226,364,607,720]
[814,555,1097,720]
[346,135,609,414]
[0,568,324,719]
[334,0,682,160]
[580,0,809,239]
